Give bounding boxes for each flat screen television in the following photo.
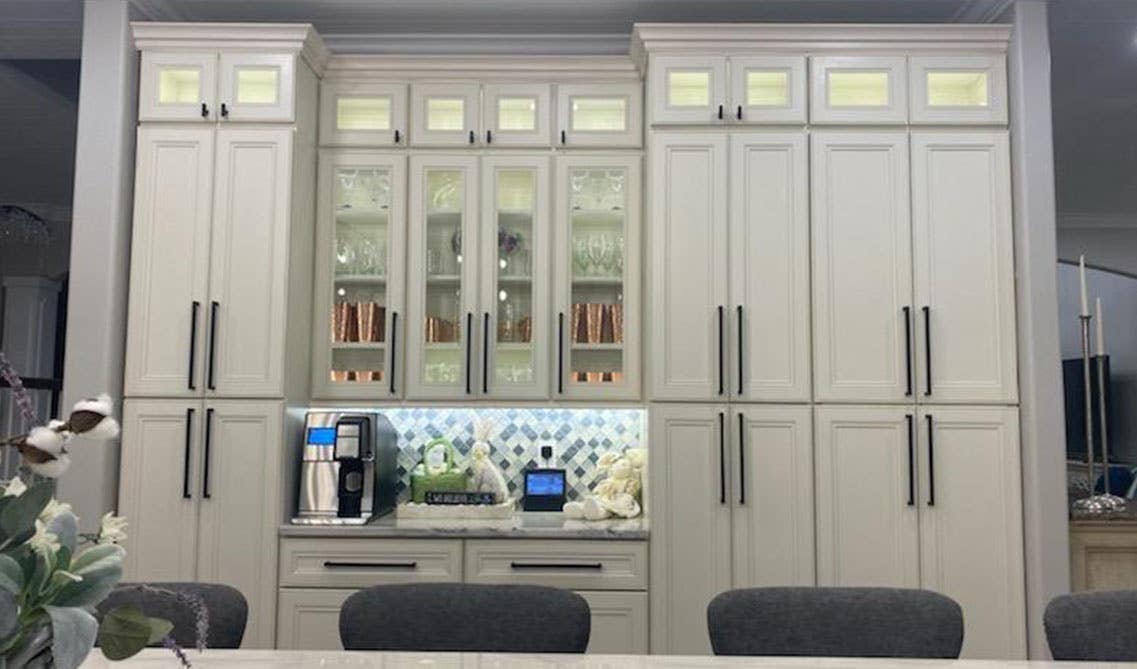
[1063,355,1111,461]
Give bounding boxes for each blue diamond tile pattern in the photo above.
[377,407,645,501]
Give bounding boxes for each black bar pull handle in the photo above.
[736,305,744,396]
[188,301,200,390]
[394,129,401,144]
[511,562,602,570]
[923,306,932,396]
[718,411,726,505]
[220,103,229,118]
[737,412,746,506]
[736,105,743,120]
[557,312,565,394]
[717,306,725,395]
[389,311,398,394]
[906,414,915,507]
[200,102,209,118]
[926,414,936,507]
[183,408,194,500]
[324,561,417,569]
[717,104,724,120]
[468,130,475,145]
[207,301,219,391]
[202,407,214,499]
[560,129,566,144]
[486,130,492,144]
[902,306,912,396]
[465,312,474,394]
[482,312,490,394]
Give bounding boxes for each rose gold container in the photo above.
[572,304,587,344]
[330,370,349,382]
[357,302,377,343]
[611,304,624,344]
[600,305,614,343]
[518,316,532,343]
[586,304,603,344]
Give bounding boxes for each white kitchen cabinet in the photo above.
[124,126,214,397]
[917,406,1025,659]
[731,405,815,587]
[554,154,642,400]
[811,131,913,403]
[649,404,732,655]
[279,538,464,588]
[556,82,643,147]
[580,591,649,654]
[728,55,807,124]
[482,83,552,147]
[319,81,407,147]
[276,589,350,650]
[911,131,1017,404]
[410,83,481,146]
[810,56,908,125]
[217,53,296,122]
[119,399,283,649]
[815,405,921,588]
[311,150,407,399]
[648,133,728,401]
[909,55,1007,125]
[138,51,218,121]
[649,55,728,124]
[729,132,810,402]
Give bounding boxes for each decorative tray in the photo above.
[396,499,516,520]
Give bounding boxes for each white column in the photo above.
[58,0,139,530]
[1006,0,1070,658]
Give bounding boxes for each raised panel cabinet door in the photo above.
[479,154,551,399]
[649,133,729,401]
[912,132,1017,403]
[124,126,214,397]
[728,55,808,124]
[217,53,296,122]
[553,154,642,400]
[815,405,920,588]
[909,55,1008,125]
[649,55,729,125]
[729,132,810,401]
[138,51,218,122]
[410,83,481,147]
[649,404,732,655]
[195,400,283,648]
[556,82,643,148]
[917,407,1026,659]
[810,56,908,125]
[481,83,552,147]
[812,132,913,403]
[311,150,407,400]
[117,399,200,582]
[207,127,293,397]
[276,588,353,650]
[405,154,481,399]
[319,81,408,147]
[731,405,815,588]
[579,591,649,654]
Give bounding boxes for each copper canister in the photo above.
[600,304,614,343]
[610,304,624,344]
[357,302,378,343]
[586,304,603,344]
[571,304,587,344]
[518,316,532,343]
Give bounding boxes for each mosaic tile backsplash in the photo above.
[375,407,646,501]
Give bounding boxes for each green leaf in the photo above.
[55,544,72,573]
[47,511,78,554]
[0,483,52,540]
[27,549,52,599]
[69,544,123,573]
[51,560,121,608]
[0,588,16,640]
[0,554,23,594]
[97,605,151,661]
[46,605,97,669]
[146,617,174,645]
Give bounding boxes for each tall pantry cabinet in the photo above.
[119,24,328,649]
[635,24,1025,659]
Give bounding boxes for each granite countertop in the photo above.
[279,511,649,540]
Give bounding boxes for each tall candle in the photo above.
[1096,297,1106,355]
[1080,255,1090,317]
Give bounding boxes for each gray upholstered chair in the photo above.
[97,582,248,649]
[707,587,964,658]
[1045,590,1137,661]
[339,583,590,652]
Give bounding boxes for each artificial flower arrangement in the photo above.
[0,353,206,668]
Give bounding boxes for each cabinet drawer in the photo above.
[465,539,647,591]
[279,538,462,588]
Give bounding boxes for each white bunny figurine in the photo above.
[469,418,509,503]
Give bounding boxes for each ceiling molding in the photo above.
[1058,213,1137,230]
[128,0,186,22]
[950,0,1015,23]
[322,33,631,56]
[325,53,639,82]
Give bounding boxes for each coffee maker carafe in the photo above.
[292,411,398,525]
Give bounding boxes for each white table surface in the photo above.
[77,649,1137,668]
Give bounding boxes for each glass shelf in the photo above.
[571,343,623,351]
[335,274,387,284]
[331,342,386,350]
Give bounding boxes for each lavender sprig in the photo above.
[161,635,192,668]
[0,352,36,427]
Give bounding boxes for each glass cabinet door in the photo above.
[479,156,550,398]
[649,55,728,124]
[217,53,296,122]
[809,56,908,125]
[410,83,481,147]
[728,56,807,124]
[319,82,408,147]
[908,56,1007,125]
[311,150,406,399]
[554,155,642,399]
[138,51,218,122]
[406,155,480,398]
[482,84,552,147]
[556,83,643,147]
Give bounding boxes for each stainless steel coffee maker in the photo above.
[292,411,399,525]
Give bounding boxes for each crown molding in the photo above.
[322,32,630,57]
[950,0,1015,23]
[1058,213,1137,230]
[325,53,640,82]
[130,22,332,75]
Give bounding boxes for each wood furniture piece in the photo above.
[1070,514,1137,592]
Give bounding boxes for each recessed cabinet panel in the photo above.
[482,83,552,146]
[910,56,1008,125]
[557,83,643,147]
[320,82,408,147]
[810,56,908,124]
[276,589,352,650]
[729,56,807,123]
[218,53,295,122]
[139,51,218,121]
[411,83,481,146]
[650,55,728,124]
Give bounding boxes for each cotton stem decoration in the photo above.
[469,418,509,503]
[563,448,646,521]
[0,392,120,479]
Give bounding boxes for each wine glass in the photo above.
[587,233,606,276]
[573,236,590,275]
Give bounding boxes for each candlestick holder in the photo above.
[1072,313,1122,515]
[1096,352,1127,512]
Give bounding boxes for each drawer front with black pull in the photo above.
[279,538,462,588]
[464,539,647,590]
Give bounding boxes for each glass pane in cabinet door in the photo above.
[568,167,627,386]
[330,167,392,384]
[422,169,465,386]
[494,169,536,386]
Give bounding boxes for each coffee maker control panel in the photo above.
[334,422,361,459]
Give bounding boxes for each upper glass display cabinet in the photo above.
[810,56,908,124]
[909,56,1008,125]
[410,83,481,147]
[649,55,728,124]
[139,51,297,122]
[320,82,408,146]
[482,84,552,147]
[557,83,643,147]
[728,56,807,124]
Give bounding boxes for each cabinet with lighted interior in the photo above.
[319,81,408,146]
[410,82,552,147]
[809,56,908,124]
[647,54,807,125]
[908,55,1008,125]
[556,83,642,147]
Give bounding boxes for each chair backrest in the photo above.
[707,587,964,658]
[1045,590,1137,661]
[97,582,248,649]
[339,583,590,652]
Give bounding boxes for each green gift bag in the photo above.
[410,437,469,503]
